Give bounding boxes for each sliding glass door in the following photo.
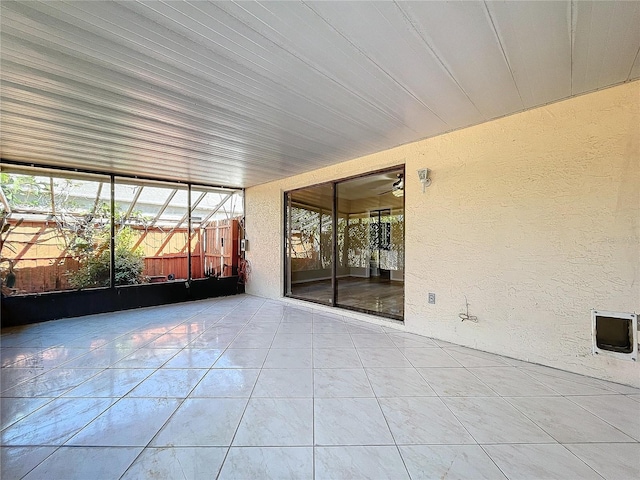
[284,182,334,305]
[285,168,404,320]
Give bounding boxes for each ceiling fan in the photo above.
[378,173,404,197]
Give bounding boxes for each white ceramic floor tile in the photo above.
[400,445,508,480]
[219,446,313,480]
[189,368,260,397]
[169,323,208,336]
[567,394,640,441]
[523,370,621,395]
[187,333,236,349]
[314,398,394,446]
[350,334,397,349]
[418,367,497,397]
[315,446,410,479]
[520,364,636,394]
[263,348,313,368]
[1,368,103,398]
[125,368,207,398]
[0,368,45,394]
[163,348,223,368]
[22,446,141,480]
[277,322,313,334]
[312,334,355,348]
[388,334,439,349]
[313,348,362,368]
[565,443,640,480]
[366,368,436,397]
[443,397,554,443]
[378,397,474,445]
[0,397,54,430]
[446,347,511,367]
[63,368,154,398]
[145,333,196,349]
[252,368,313,397]
[314,368,374,397]
[469,367,560,396]
[272,334,313,349]
[313,313,344,323]
[151,398,248,446]
[213,349,269,368]
[400,348,462,368]
[483,444,602,480]
[233,398,313,446]
[0,446,57,480]
[1,397,116,446]
[67,398,181,446]
[4,296,637,480]
[506,396,635,443]
[345,323,384,334]
[313,322,350,334]
[60,347,135,369]
[281,314,313,324]
[121,447,227,480]
[230,332,276,348]
[113,348,180,368]
[3,346,90,370]
[356,348,413,368]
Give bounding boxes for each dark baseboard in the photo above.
[1,276,244,328]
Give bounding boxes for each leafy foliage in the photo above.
[1,172,148,290]
[69,225,144,288]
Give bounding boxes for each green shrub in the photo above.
[70,226,144,288]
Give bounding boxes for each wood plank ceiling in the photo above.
[1,1,639,188]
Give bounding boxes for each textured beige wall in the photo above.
[246,81,640,386]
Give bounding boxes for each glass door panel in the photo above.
[336,169,404,319]
[285,183,334,305]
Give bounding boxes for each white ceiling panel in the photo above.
[572,0,640,94]
[486,0,572,108]
[212,1,448,137]
[396,1,523,120]
[306,1,486,128]
[1,1,638,188]
[631,51,640,81]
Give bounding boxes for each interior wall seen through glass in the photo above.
[285,183,334,305]
[285,168,404,319]
[336,169,404,319]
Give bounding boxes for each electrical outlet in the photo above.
[428,293,436,304]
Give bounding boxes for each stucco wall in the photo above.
[245,81,640,386]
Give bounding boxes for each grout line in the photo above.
[4,296,639,479]
[215,298,277,479]
[110,298,252,480]
[350,335,413,479]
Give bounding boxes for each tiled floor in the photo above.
[1,295,639,480]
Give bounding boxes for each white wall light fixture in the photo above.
[591,310,637,361]
[417,168,431,192]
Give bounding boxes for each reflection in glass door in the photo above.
[336,170,404,319]
[284,183,334,305]
[285,168,404,320]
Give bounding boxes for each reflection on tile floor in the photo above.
[1,294,639,480]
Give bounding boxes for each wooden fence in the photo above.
[1,219,240,294]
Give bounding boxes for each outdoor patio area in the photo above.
[1,294,638,479]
